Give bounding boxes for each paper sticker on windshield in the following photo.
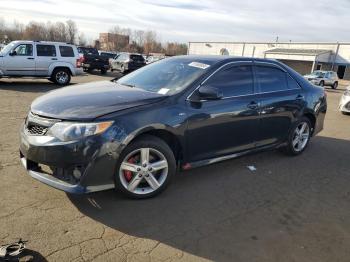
[188,62,210,70]
[158,88,170,95]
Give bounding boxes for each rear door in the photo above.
[3,43,35,76]
[35,44,57,76]
[254,62,304,147]
[58,45,76,66]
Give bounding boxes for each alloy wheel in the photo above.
[119,148,168,195]
[292,122,310,152]
[56,71,69,84]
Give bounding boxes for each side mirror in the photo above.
[198,85,223,100]
[9,50,17,56]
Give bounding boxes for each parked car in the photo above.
[304,70,339,89]
[19,56,327,199]
[77,47,109,74]
[339,86,350,114]
[110,53,146,74]
[99,51,118,68]
[0,40,83,85]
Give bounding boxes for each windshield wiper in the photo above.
[122,83,136,88]
[114,80,136,88]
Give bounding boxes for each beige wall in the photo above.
[279,60,313,75]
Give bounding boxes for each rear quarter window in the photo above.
[287,75,300,89]
[59,46,75,57]
[36,45,56,57]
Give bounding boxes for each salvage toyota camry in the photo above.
[20,56,327,198]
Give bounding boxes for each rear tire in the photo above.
[332,81,338,89]
[114,135,176,199]
[281,117,312,156]
[101,68,107,74]
[52,68,71,86]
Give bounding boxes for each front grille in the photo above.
[26,124,48,136]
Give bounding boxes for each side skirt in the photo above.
[181,143,285,170]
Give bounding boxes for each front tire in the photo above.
[332,81,338,89]
[282,117,312,156]
[114,135,176,199]
[52,68,71,86]
[319,81,325,87]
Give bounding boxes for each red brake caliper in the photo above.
[124,157,135,182]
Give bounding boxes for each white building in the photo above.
[188,42,350,80]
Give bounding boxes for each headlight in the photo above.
[47,121,113,141]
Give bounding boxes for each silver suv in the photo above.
[0,41,83,85]
[304,70,339,89]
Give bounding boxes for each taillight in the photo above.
[76,57,84,68]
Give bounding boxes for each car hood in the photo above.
[31,81,167,121]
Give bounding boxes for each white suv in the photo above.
[0,41,83,85]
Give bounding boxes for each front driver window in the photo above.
[14,44,33,56]
[205,65,254,97]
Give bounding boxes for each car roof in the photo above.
[12,40,75,46]
[170,55,285,66]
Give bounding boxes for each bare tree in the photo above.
[78,32,87,46]
[66,20,77,44]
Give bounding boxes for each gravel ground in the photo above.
[0,73,350,262]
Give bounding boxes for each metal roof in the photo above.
[264,48,332,56]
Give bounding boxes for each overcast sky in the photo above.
[0,0,349,43]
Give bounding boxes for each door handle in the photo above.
[27,57,34,60]
[51,58,58,60]
[247,101,259,110]
[296,95,305,100]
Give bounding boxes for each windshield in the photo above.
[0,42,15,55]
[116,57,213,95]
[311,71,325,77]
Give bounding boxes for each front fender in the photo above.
[122,124,182,147]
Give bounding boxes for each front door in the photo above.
[186,63,260,162]
[3,43,35,76]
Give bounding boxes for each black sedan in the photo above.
[19,56,327,198]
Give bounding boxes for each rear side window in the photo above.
[59,46,74,57]
[36,45,56,57]
[206,65,254,97]
[256,66,288,93]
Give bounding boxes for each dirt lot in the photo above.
[0,73,350,262]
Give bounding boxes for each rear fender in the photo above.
[49,62,75,76]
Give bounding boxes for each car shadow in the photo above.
[68,136,350,261]
[0,80,62,93]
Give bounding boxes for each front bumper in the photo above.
[19,123,120,194]
[309,79,321,85]
[339,95,350,113]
